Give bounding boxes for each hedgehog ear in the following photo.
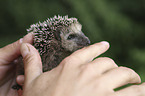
[54,30,61,41]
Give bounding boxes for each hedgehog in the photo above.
[13,15,90,89]
[27,15,90,71]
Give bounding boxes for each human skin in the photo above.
[20,41,145,96]
[0,33,145,96]
[0,33,33,96]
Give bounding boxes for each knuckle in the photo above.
[98,57,118,67]
[80,64,94,74]
[84,64,93,71]
[99,57,114,63]
[23,54,35,64]
[78,64,96,80]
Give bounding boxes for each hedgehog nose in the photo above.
[77,37,90,46]
[86,39,91,46]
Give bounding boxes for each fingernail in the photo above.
[100,41,109,45]
[19,38,23,44]
[21,43,30,57]
[23,32,33,43]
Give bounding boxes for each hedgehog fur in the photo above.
[26,15,90,71]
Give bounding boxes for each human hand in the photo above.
[20,41,145,96]
[0,33,33,96]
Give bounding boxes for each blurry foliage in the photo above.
[0,0,145,81]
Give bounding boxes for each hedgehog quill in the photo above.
[13,15,90,89]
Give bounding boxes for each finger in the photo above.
[115,83,145,96]
[20,43,42,84]
[100,67,141,89]
[79,57,118,81]
[0,33,33,65]
[16,75,24,86]
[63,41,109,66]
[86,57,118,75]
[23,32,34,44]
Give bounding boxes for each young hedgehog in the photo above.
[13,15,90,89]
[27,15,90,71]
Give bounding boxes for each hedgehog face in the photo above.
[60,22,90,52]
[27,15,90,54]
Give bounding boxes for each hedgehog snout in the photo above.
[76,36,90,46]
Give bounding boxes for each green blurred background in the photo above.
[0,0,145,82]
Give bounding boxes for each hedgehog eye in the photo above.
[67,34,77,40]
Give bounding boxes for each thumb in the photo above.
[20,43,42,84]
[0,33,33,65]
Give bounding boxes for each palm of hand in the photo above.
[0,60,19,96]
